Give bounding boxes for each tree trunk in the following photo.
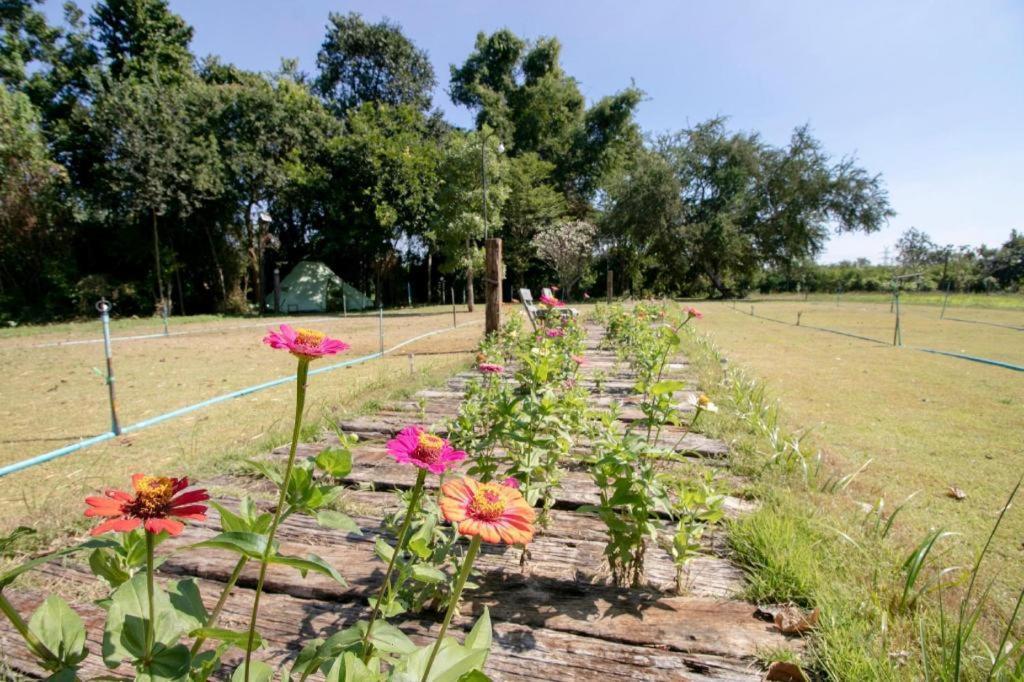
[465,237,475,312]
[152,210,166,315]
[426,251,433,303]
[203,223,227,310]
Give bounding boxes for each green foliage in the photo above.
[315,12,435,114]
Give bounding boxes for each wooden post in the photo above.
[485,238,502,335]
[606,269,613,303]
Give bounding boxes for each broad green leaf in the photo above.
[651,380,685,396]
[246,460,284,486]
[366,621,416,655]
[28,595,87,666]
[316,447,353,478]
[268,553,346,585]
[457,672,492,682]
[102,573,184,666]
[138,642,190,682]
[191,532,270,559]
[408,515,436,560]
[463,607,491,653]
[231,660,274,682]
[411,564,446,584]
[167,579,208,632]
[209,502,250,534]
[316,510,362,535]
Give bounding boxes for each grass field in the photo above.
[692,295,1024,609]
[0,306,488,539]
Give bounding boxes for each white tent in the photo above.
[267,261,372,313]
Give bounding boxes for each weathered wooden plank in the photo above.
[3,567,770,681]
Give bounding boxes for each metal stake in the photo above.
[408,353,414,376]
[161,299,169,336]
[343,294,347,317]
[97,299,121,435]
[378,305,384,356]
[451,287,457,327]
[892,290,902,346]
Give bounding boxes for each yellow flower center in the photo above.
[698,394,712,408]
[468,483,507,522]
[413,432,445,464]
[130,476,175,518]
[295,328,326,347]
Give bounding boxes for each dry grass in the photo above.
[0,307,493,538]
[692,298,1024,606]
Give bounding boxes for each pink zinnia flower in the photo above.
[583,292,590,300]
[387,426,466,475]
[538,294,565,308]
[501,477,520,489]
[685,306,703,320]
[264,324,350,360]
[545,328,565,338]
[85,475,208,536]
[478,362,505,374]
[571,355,587,365]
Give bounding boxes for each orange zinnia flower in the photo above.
[440,477,535,545]
[85,474,209,536]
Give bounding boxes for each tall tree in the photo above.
[533,219,596,299]
[315,12,435,115]
[431,128,508,311]
[500,152,566,289]
[91,0,193,79]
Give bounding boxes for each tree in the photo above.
[432,128,509,311]
[896,227,940,268]
[0,88,69,316]
[88,75,222,311]
[500,153,566,289]
[315,12,434,115]
[91,0,193,80]
[533,219,597,299]
[989,230,1024,289]
[450,30,641,208]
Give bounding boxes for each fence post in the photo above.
[407,282,412,307]
[797,311,802,326]
[606,269,613,303]
[97,298,121,435]
[451,287,456,328]
[161,299,169,336]
[378,305,384,356]
[892,290,902,346]
[750,305,754,316]
[940,281,951,319]
[408,353,414,376]
[485,238,502,335]
[342,294,347,317]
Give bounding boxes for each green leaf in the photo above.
[0,538,117,590]
[374,537,394,563]
[408,515,436,560]
[0,526,35,555]
[102,573,185,666]
[246,460,284,486]
[411,564,446,584]
[457,672,492,682]
[89,547,132,589]
[463,607,491,653]
[366,621,416,655]
[209,502,251,534]
[191,532,270,559]
[651,380,685,396]
[167,579,208,633]
[28,596,87,666]
[316,447,353,478]
[316,510,362,535]
[138,643,190,682]
[188,627,260,650]
[231,660,274,682]
[268,553,346,585]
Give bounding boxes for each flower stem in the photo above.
[0,592,59,665]
[420,535,482,682]
[361,467,427,662]
[243,358,309,682]
[190,555,247,656]
[145,530,156,663]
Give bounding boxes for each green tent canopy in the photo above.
[267,260,372,313]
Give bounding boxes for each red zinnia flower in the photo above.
[263,324,350,360]
[538,294,565,308]
[85,475,209,536]
[545,328,565,338]
[440,478,535,545]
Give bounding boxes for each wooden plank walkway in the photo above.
[0,324,799,680]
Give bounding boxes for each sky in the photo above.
[44,0,1024,263]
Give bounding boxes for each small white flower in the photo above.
[687,392,718,413]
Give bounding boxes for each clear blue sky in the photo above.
[46,0,1024,263]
